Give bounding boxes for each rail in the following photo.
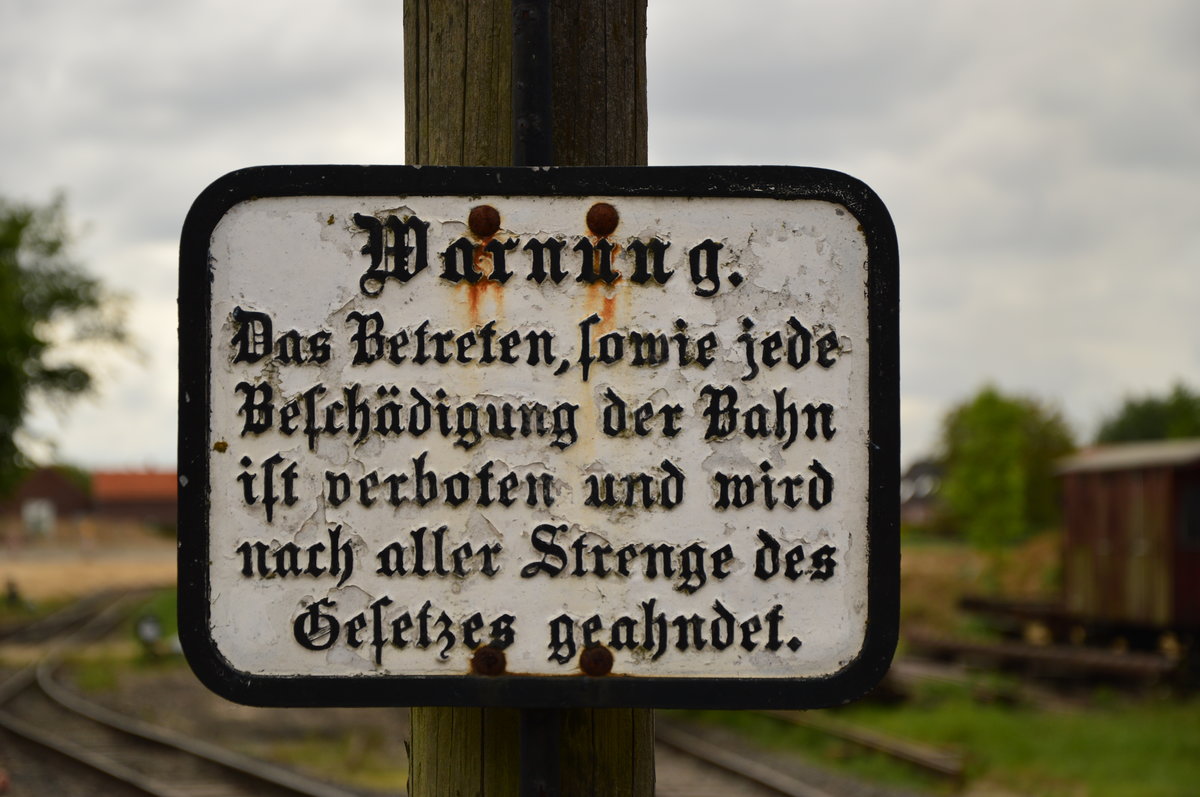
[0,590,364,797]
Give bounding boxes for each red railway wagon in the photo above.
[1058,439,1200,640]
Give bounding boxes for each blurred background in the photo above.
[2,2,1199,795]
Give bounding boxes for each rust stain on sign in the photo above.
[585,201,622,332]
[462,203,507,325]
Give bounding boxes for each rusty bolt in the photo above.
[471,645,507,676]
[468,204,501,239]
[586,202,619,237]
[579,645,613,677]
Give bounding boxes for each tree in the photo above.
[0,194,125,496]
[1095,382,1200,443]
[938,386,1075,550]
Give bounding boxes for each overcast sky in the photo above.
[2,0,1197,470]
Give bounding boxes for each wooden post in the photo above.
[404,0,647,166]
[403,1,653,795]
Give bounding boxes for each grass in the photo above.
[70,650,126,692]
[0,594,69,625]
[68,643,184,692]
[68,588,185,692]
[680,681,1200,796]
[667,709,957,795]
[836,679,1200,797]
[898,531,1063,637]
[132,587,179,640]
[892,535,1200,795]
[53,588,409,794]
[674,535,1200,796]
[260,731,408,793]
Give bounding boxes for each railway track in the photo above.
[754,709,963,784]
[905,627,1179,683]
[0,588,134,646]
[0,591,361,797]
[3,591,922,796]
[655,723,844,797]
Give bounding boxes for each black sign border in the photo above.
[179,165,899,708]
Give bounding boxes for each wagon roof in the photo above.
[1057,438,1200,474]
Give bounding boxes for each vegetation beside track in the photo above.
[680,678,1200,797]
[837,678,1200,797]
[683,533,1198,796]
[667,708,954,795]
[899,530,1063,639]
[263,731,405,794]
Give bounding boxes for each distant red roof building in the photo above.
[92,471,177,502]
[0,467,91,518]
[91,470,178,527]
[2,467,178,537]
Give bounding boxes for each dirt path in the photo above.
[1,524,175,603]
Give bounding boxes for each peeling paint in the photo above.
[200,189,881,683]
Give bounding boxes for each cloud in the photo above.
[3,0,1198,468]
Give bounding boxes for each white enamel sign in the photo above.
[179,166,898,707]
